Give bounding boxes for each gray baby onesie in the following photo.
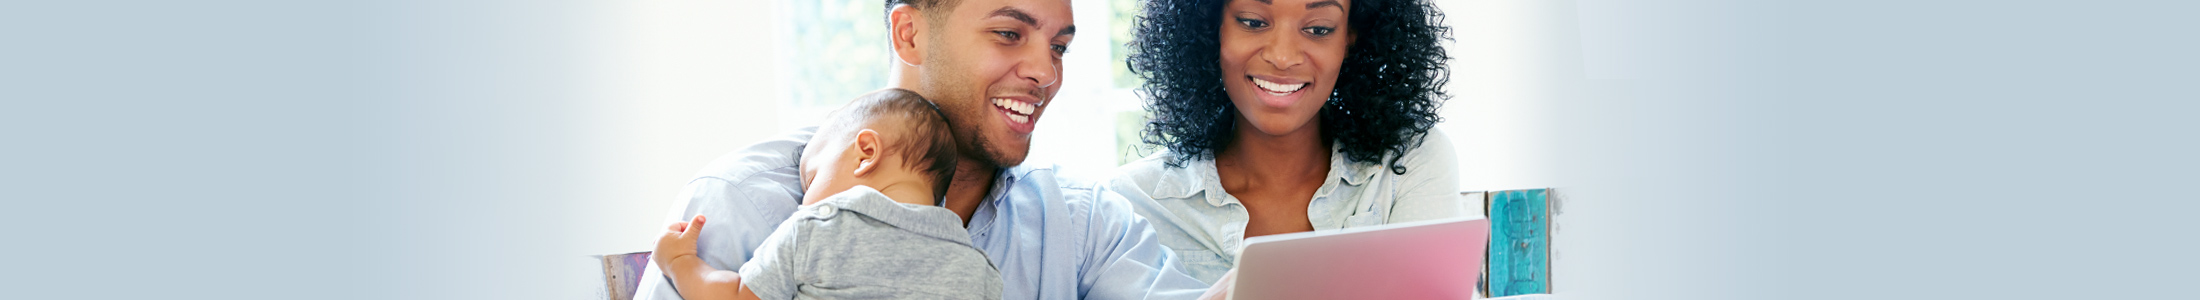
[735,185,1002,299]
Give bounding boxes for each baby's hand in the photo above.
[652,215,707,272]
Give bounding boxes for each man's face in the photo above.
[914,0,1075,168]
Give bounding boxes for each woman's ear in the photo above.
[889,5,926,66]
[850,129,884,177]
[1346,26,1358,49]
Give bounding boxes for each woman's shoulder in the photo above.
[1107,150,1210,201]
[1399,126,1457,163]
[1112,150,1176,176]
[1399,128,1460,183]
[1354,126,1457,169]
[1341,126,1458,183]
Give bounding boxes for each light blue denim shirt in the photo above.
[1108,128,1471,284]
[636,127,1209,300]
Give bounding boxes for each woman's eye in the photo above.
[994,30,1021,41]
[1236,17,1268,29]
[1303,26,1335,36]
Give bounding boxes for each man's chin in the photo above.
[982,143,1031,168]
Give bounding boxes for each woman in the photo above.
[1110,0,1464,284]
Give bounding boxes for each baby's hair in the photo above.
[813,88,961,199]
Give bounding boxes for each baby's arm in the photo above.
[653,215,764,300]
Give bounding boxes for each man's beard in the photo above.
[936,86,1023,169]
[920,61,1016,169]
[950,120,1007,168]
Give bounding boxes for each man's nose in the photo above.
[1016,46,1059,89]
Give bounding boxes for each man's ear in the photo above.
[889,5,925,66]
[850,129,884,177]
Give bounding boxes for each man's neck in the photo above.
[891,63,922,92]
[941,158,998,226]
[1216,117,1331,190]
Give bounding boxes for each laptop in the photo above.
[1228,217,1490,300]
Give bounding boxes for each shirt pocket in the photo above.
[1167,248,1233,285]
[1334,185,1393,228]
[1343,209,1388,227]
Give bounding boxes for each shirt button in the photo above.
[814,205,839,219]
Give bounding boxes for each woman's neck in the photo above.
[1215,115,1328,237]
[1215,116,1331,191]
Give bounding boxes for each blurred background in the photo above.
[4,0,2195,299]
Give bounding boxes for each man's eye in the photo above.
[1303,26,1335,36]
[1050,44,1068,55]
[1236,17,1268,29]
[994,30,1021,41]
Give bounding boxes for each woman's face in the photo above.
[1217,0,1351,137]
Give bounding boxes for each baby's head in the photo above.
[799,88,960,205]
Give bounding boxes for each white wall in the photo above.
[1433,1,1787,298]
[375,0,784,298]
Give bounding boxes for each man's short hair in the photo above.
[884,0,963,20]
[815,88,961,199]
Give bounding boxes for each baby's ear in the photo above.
[850,129,883,177]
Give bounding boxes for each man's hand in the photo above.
[1198,269,1237,300]
[653,215,708,280]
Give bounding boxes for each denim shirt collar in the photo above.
[961,163,1040,235]
[1149,144,1384,207]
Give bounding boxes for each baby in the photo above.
[653,88,1001,300]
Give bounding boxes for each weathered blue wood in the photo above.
[599,251,652,300]
[1487,189,1550,297]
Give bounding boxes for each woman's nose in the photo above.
[1261,32,1306,71]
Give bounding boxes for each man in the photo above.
[634,0,1222,299]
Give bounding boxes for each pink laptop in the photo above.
[1229,217,1490,300]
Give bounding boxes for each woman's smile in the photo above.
[1250,76,1308,95]
[1247,75,1312,109]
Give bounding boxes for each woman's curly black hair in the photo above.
[1127,0,1452,174]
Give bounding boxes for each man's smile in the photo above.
[991,96,1041,134]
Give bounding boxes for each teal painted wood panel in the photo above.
[1488,189,1550,297]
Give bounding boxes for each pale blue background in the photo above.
[4,0,2195,299]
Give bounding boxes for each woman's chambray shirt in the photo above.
[1107,128,1472,284]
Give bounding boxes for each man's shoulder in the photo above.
[690,126,814,185]
[1003,162,1143,225]
[677,126,813,260]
